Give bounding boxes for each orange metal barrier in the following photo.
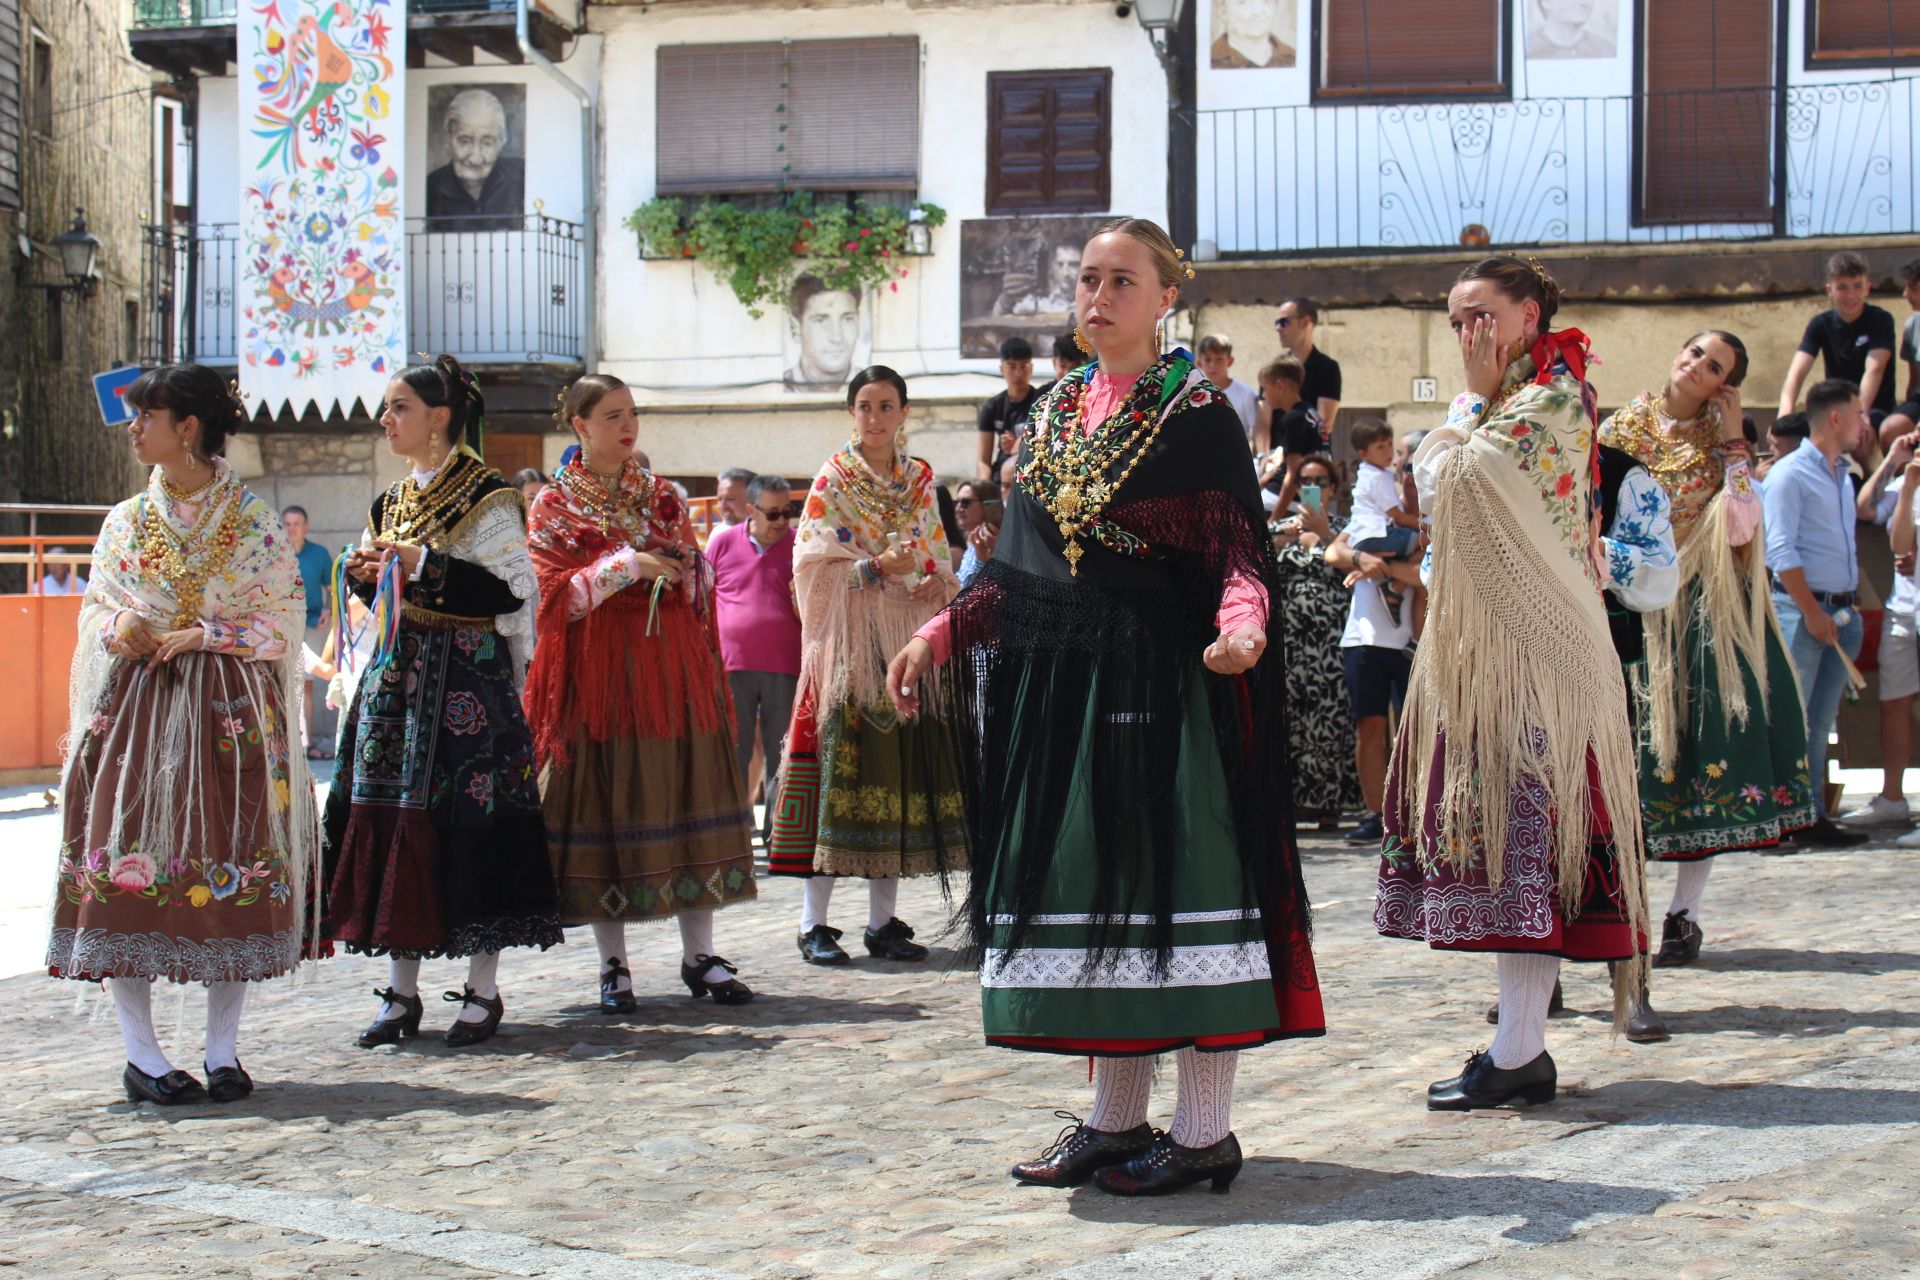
[686,495,721,547]
[0,593,81,772]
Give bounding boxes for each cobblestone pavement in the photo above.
[1,801,1917,1279]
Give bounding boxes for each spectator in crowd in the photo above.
[954,478,1002,586]
[1763,378,1872,847]
[1196,334,1260,443]
[281,504,336,759]
[1777,252,1897,457]
[1274,296,1342,432]
[1255,354,1316,509]
[706,474,803,846]
[1325,528,1420,846]
[1042,331,1083,393]
[1886,440,1920,847]
[998,450,1020,494]
[1845,427,1920,834]
[32,546,86,596]
[1757,411,1810,482]
[716,468,754,526]
[1343,420,1423,626]
[977,337,1039,479]
[1887,256,1920,446]
[511,467,548,506]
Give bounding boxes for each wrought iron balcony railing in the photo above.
[1197,77,1918,256]
[141,215,586,373]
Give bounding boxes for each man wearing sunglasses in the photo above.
[1274,297,1342,437]
[707,474,804,845]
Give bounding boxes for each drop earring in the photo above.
[1073,325,1094,357]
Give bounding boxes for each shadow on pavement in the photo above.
[115,1080,552,1124]
[547,992,934,1029]
[1674,1004,1920,1036]
[1690,947,1920,974]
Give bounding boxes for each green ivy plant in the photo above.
[623,194,947,318]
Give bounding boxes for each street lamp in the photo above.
[44,207,102,297]
[1130,0,1185,68]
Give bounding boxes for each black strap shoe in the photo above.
[122,1063,206,1106]
[1654,910,1704,968]
[599,959,638,1015]
[1484,978,1565,1024]
[204,1059,255,1103]
[1610,960,1672,1043]
[864,918,929,962]
[682,954,755,1005]
[1010,1112,1156,1188]
[1427,1049,1556,1111]
[798,924,851,965]
[357,986,424,1047]
[1093,1131,1244,1196]
[443,986,504,1047]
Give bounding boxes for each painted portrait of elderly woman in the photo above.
[1526,0,1619,59]
[426,84,528,229]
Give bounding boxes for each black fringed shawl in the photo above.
[929,352,1312,984]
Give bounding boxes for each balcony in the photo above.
[127,0,572,78]
[1197,77,1919,257]
[141,215,586,377]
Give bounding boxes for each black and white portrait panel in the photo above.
[1210,0,1297,70]
[425,84,527,228]
[1525,0,1619,59]
[782,274,871,392]
[959,215,1108,360]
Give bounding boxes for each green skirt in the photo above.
[1641,596,1816,860]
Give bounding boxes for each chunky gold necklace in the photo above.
[566,458,656,543]
[140,485,247,629]
[1020,365,1173,575]
[159,468,218,505]
[380,454,488,546]
[837,451,915,534]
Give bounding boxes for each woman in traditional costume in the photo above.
[51,364,317,1105]
[888,218,1324,1197]
[325,356,562,1048]
[768,367,965,965]
[1598,334,1814,968]
[1377,256,1648,1111]
[523,374,757,1012]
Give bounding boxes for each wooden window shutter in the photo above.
[986,69,1112,216]
[1320,0,1505,98]
[787,38,920,190]
[656,42,788,195]
[1813,0,1920,60]
[1640,0,1775,223]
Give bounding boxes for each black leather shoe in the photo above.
[1427,1050,1556,1110]
[1346,813,1384,845]
[1775,817,1868,850]
[798,924,850,965]
[122,1063,206,1106]
[1093,1132,1244,1196]
[1009,1112,1156,1188]
[864,918,929,962]
[443,986,504,1047]
[599,959,638,1015]
[682,954,754,1005]
[204,1060,254,1103]
[1625,995,1671,1043]
[357,986,424,1047]
[1654,910,1704,968]
[1485,978,1565,1024]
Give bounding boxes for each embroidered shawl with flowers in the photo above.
[522,457,728,772]
[793,438,957,719]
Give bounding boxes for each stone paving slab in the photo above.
[0,835,1915,1279]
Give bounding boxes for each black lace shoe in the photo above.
[1093,1132,1244,1197]
[1009,1112,1156,1189]
[864,918,929,962]
[1485,978,1565,1024]
[1346,813,1385,845]
[599,959,638,1015]
[442,986,504,1047]
[357,986,424,1047]
[1654,911,1704,968]
[122,1063,206,1106]
[204,1060,254,1103]
[798,924,850,965]
[682,954,755,1005]
[1426,1049,1557,1111]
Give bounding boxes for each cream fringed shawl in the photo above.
[793,444,958,723]
[1398,373,1648,967]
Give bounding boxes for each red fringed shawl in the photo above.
[522,461,733,771]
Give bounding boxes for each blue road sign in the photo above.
[93,365,143,427]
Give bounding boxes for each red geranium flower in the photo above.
[1553,473,1575,498]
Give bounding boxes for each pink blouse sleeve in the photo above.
[912,612,953,666]
[1214,571,1270,636]
[567,546,645,620]
[1721,453,1760,548]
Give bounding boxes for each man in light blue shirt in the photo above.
[1763,378,1873,845]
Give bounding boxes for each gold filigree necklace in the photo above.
[1020,366,1172,575]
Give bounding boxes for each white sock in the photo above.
[1170,1047,1239,1147]
[678,909,730,984]
[867,878,900,933]
[458,951,500,1023]
[591,921,631,992]
[801,877,835,931]
[1667,860,1711,926]
[1088,1055,1155,1133]
[383,957,421,1022]
[108,977,173,1078]
[203,982,247,1071]
[1488,953,1560,1069]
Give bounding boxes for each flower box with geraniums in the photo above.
[623,195,946,319]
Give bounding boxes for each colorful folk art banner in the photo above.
[238,0,405,419]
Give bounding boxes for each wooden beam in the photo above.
[472,28,523,64]
[415,28,476,68]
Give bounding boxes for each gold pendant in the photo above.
[1063,535,1083,576]
[1055,483,1083,519]
[1085,478,1112,507]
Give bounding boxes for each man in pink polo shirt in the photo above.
[707,474,804,843]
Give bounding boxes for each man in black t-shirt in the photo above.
[1274,296,1342,433]
[1778,251,1897,456]
[977,336,1038,479]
